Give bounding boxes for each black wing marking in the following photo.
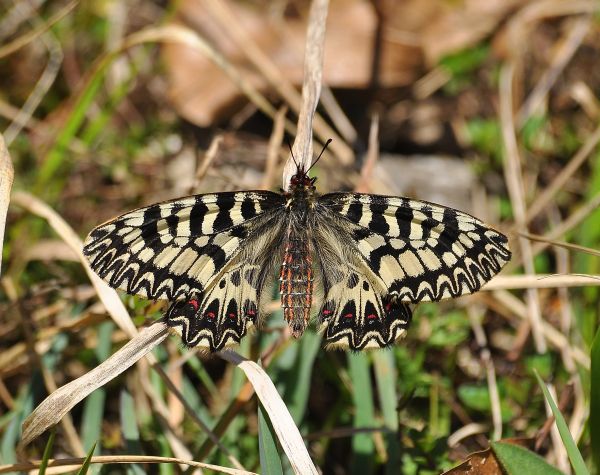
[318,192,511,302]
[83,191,284,300]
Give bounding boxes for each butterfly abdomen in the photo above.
[279,230,313,338]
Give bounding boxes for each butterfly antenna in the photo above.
[308,138,332,172]
[287,139,300,169]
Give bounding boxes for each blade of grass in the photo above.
[591,326,600,474]
[491,441,565,475]
[534,371,589,475]
[38,428,56,475]
[347,352,375,475]
[76,442,97,475]
[373,351,400,472]
[81,321,114,452]
[120,390,146,475]
[258,401,284,475]
[282,330,321,423]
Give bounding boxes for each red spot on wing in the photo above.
[367,314,377,320]
[205,312,216,319]
[247,309,256,316]
[188,299,199,310]
[322,309,332,316]
[228,313,236,319]
[344,313,353,319]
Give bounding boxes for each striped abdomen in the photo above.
[279,231,313,338]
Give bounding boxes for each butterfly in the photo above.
[83,152,511,352]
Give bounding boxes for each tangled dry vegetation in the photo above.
[1,0,599,474]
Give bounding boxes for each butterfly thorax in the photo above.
[279,168,318,338]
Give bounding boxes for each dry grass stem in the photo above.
[520,231,600,258]
[0,134,13,275]
[262,106,287,190]
[203,0,352,166]
[467,307,502,441]
[516,15,591,127]
[499,62,546,353]
[125,25,298,137]
[447,423,489,448]
[11,191,137,336]
[2,279,85,457]
[219,351,318,474]
[484,273,600,289]
[3,29,63,146]
[19,321,170,450]
[570,81,600,118]
[319,86,358,144]
[283,0,330,189]
[191,134,223,192]
[0,455,257,475]
[355,113,380,193]
[492,290,589,369]
[0,0,77,60]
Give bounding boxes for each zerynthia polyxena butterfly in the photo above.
[83,146,510,351]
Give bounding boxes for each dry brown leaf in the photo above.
[443,439,535,475]
[163,0,420,126]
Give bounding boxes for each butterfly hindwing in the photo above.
[83,191,284,300]
[318,192,511,302]
[166,264,262,351]
[318,269,412,350]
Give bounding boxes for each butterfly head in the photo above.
[289,167,317,191]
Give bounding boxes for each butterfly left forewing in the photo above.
[83,191,283,300]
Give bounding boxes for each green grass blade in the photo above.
[491,441,565,475]
[76,441,97,475]
[285,330,321,423]
[534,371,589,475]
[348,352,375,475]
[591,325,600,474]
[258,401,284,475]
[38,427,56,475]
[120,390,146,475]
[373,351,400,472]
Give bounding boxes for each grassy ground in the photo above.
[1,1,599,474]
